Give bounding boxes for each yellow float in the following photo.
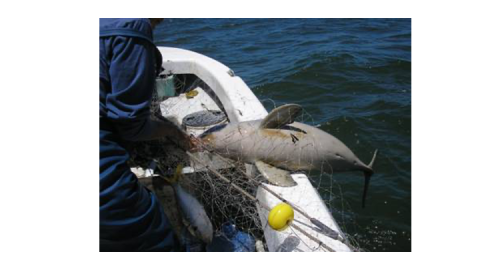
[268,203,294,231]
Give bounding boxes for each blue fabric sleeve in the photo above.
[104,35,157,141]
[99,18,180,251]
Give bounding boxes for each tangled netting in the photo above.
[128,74,363,251]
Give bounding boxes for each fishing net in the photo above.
[128,74,364,252]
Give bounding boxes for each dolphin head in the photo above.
[312,130,378,208]
[332,150,373,174]
[310,128,370,173]
[334,149,377,209]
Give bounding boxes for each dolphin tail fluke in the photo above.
[362,149,378,208]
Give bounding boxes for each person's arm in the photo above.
[105,35,194,148]
[133,115,196,150]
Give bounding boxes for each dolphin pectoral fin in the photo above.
[260,104,302,129]
[254,161,297,187]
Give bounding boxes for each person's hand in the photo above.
[167,126,202,152]
[187,135,203,153]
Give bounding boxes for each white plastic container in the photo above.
[156,75,176,97]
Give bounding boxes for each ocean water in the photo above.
[154,18,411,252]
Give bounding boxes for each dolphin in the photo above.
[200,104,378,208]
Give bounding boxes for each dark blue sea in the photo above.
[154,18,411,252]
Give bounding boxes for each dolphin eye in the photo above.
[335,153,345,160]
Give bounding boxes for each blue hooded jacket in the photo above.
[99,18,178,251]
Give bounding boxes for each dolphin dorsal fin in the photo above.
[260,104,302,129]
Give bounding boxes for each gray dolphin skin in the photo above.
[200,104,378,208]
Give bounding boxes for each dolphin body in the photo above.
[200,104,378,208]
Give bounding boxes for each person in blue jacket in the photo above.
[99,18,195,251]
